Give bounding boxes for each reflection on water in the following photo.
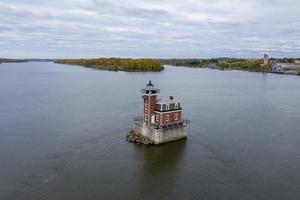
[138,139,187,175]
[134,139,187,199]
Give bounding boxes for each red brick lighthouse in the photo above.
[127,81,188,145]
[142,80,183,127]
[141,80,160,125]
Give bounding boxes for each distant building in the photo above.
[272,63,282,72]
[273,63,300,74]
[264,54,269,66]
[207,63,219,69]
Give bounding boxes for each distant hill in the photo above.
[0,58,28,63]
[0,58,55,63]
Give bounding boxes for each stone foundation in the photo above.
[130,121,187,145]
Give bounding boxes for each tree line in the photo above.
[159,58,263,71]
[56,58,164,72]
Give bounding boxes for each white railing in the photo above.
[133,116,143,122]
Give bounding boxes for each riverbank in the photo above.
[0,58,28,63]
[0,58,55,63]
[160,58,300,76]
[56,58,164,72]
[160,58,263,71]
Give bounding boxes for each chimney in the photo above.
[170,96,174,100]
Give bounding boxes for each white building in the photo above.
[273,63,300,74]
[272,63,282,72]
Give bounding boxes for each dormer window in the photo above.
[169,103,175,110]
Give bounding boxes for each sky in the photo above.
[0,0,299,59]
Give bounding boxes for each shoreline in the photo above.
[55,58,164,72]
[56,62,164,72]
[172,65,300,76]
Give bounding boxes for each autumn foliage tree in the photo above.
[56,58,164,72]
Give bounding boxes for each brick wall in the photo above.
[156,111,182,125]
[144,95,157,125]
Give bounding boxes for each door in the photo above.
[151,115,155,124]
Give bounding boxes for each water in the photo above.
[0,62,300,200]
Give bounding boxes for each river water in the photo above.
[0,62,300,200]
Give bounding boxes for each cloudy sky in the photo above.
[0,0,299,58]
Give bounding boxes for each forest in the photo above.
[56,58,164,72]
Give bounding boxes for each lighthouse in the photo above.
[141,80,160,125]
[127,81,188,145]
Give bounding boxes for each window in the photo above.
[162,104,166,111]
[169,103,175,110]
[155,114,159,122]
[165,114,169,122]
[174,113,178,121]
[144,114,148,121]
[166,104,169,110]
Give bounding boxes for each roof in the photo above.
[157,99,181,104]
[146,80,154,87]
[141,80,160,94]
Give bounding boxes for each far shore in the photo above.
[55,58,164,72]
[1,57,299,76]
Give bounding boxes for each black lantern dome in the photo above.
[141,80,160,94]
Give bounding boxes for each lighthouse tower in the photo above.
[141,81,160,126]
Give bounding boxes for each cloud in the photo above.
[0,0,299,58]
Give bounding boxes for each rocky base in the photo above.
[126,130,153,145]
